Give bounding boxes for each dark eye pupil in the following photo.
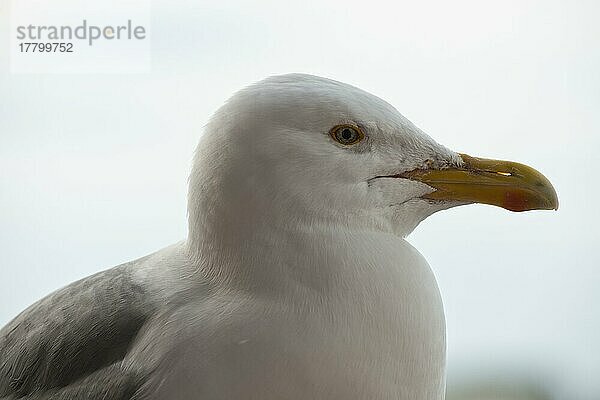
[341,129,352,140]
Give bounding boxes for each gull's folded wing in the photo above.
[0,263,157,400]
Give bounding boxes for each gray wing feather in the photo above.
[2,362,142,400]
[0,264,157,399]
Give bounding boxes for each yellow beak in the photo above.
[400,154,559,212]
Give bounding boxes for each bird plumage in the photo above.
[1,73,555,399]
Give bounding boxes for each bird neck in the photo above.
[186,197,425,297]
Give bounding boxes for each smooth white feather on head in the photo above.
[187,73,463,257]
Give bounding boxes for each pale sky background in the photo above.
[0,0,598,398]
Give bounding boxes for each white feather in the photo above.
[129,73,463,399]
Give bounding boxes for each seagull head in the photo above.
[189,74,558,241]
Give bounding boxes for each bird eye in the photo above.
[330,125,364,146]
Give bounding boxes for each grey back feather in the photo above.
[0,264,157,399]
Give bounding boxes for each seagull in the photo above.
[0,74,558,400]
